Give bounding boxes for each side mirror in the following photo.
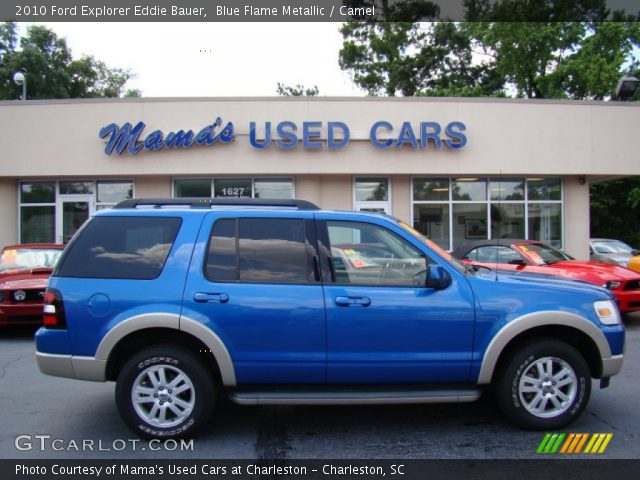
[426,265,452,290]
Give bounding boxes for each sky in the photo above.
[33,22,362,97]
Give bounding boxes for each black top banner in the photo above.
[2,0,639,22]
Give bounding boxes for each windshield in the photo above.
[397,220,466,274]
[0,248,63,271]
[592,240,633,254]
[515,243,573,265]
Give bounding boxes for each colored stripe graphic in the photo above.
[539,433,613,454]
[537,433,565,454]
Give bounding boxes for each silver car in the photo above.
[590,238,638,267]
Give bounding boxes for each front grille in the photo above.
[9,289,45,303]
[624,280,640,291]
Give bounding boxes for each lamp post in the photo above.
[615,76,639,101]
[13,68,27,101]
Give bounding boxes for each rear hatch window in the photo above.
[55,216,182,279]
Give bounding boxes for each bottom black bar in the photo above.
[4,459,639,480]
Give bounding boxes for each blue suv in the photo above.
[36,198,625,438]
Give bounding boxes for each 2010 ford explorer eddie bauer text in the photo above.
[35,198,625,439]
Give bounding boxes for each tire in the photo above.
[495,338,591,430]
[115,345,215,439]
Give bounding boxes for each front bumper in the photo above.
[0,303,44,326]
[601,354,624,378]
[36,352,106,382]
[613,289,640,313]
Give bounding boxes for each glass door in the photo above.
[57,196,94,243]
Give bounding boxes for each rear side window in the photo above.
[56,216,182,279]
[206,218,315,283]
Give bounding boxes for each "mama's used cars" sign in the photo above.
[98,119,467,155]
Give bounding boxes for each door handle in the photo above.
[194,292,229,303]
[335,296,371,307]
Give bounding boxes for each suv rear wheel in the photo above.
[115,345,215,438]
[496,338,591,430]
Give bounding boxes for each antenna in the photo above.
[494,170,501,281]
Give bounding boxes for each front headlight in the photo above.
[594,300,620,326]
[603,281,621,290]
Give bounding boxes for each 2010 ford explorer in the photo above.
[35,198,625,438]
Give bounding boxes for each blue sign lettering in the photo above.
[99,118,235,155]
[327,122,350,149]
[100,119,466,154]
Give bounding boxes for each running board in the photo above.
[228,388,482,406]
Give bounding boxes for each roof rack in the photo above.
[113,197,320,210]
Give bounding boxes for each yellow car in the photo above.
[629,254,640,273]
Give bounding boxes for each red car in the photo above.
[0,244,64,327]
[453,239,640,313]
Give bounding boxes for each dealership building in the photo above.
[0,97,638,259]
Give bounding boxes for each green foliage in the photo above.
[590,178,640,248]
[276,82,319,96]
[0,22,136,100]
[339,1,640,99]
[339,21,503,96]
[470,21,640,99]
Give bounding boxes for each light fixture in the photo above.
[13,68,27,101]
[615,76,639,101]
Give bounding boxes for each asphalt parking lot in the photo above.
[1,313,639,460]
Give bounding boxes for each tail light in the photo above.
[43,288,66,329]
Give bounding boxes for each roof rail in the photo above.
[113,197,320,210]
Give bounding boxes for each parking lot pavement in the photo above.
[1,314,639,460]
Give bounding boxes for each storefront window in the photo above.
[255,178,293,198]
[214,179,252,198]
[174,178,294,200]
[491,204,525,239]
[19,180,133,243]
[96,181,133,206]
[355,177,388,201]
[489,178,524,201]
[528,203,562,247]
[174,179,212,198]
[60,181,94,195]
[20,182,55,203]
[411,177,563,250]
[453,204,488,248]
[413,204,449,250]
[452,178,487,201]
[413,178,449,201]
[20,206,55,243]
[527,178,561,201]
[354,177,390,214]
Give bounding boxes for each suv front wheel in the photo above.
[115,345,215,438]
[496,338,591,430]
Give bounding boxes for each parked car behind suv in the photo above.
[0,244,64,327]
[36,199,625,438]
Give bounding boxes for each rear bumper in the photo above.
[36,352,106,382]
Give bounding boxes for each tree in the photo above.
[590,178,640,248]
[468,21,640,99]
[276,82,319,96]
[339,0,640,99]
[0,22,137,100]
